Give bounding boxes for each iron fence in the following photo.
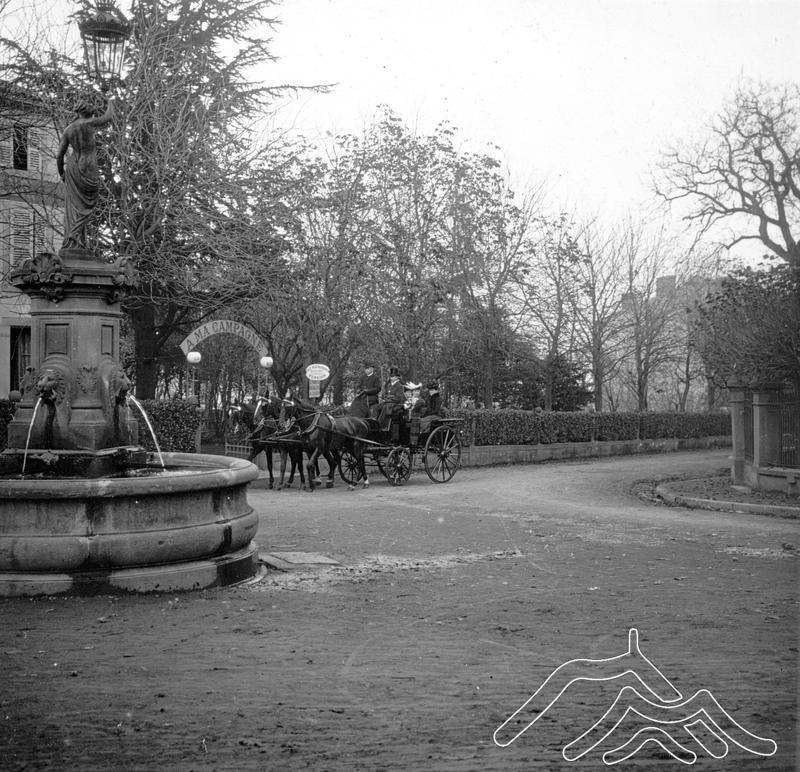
[224,439,252,459]
[778,398,799,469]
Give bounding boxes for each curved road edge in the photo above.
[656,481,800,520]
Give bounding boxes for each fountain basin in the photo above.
[0,453,260,596]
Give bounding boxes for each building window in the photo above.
[12,124,28,170]
[10,326,31,393]
[0,124,41,172]
[6,208,53,267]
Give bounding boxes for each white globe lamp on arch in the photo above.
[186,351,201,401]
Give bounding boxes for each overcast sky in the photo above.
[6,0,798,258]
[265,0,799,242]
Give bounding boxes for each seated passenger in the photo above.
[404,382,423,414]
[407,383,426,445]
[419,381,443,434]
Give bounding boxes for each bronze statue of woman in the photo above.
[56,96,113,251]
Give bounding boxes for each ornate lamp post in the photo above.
[77,0,131,89]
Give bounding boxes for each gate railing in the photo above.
[778,399,799,469]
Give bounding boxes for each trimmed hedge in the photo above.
[1,397,730,454]
[0,398,200,453]
[133,399,201,453]
[446,408,730,447]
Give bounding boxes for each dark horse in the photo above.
[280,394,374,490]
[246,395,306,490]
[226,399,261,438]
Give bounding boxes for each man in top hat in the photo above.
[352,360,381,419]
[378,366,405,432]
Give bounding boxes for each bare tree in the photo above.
[353,111,464,380]
[445,157,545,407]
[275,138,382,401]
[656,80,799,267]
[614,220,684,411]
[517,213,582,410]
[570,220,629,411]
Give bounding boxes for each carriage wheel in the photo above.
[385,447,413,486]
[375,451,389,480]
[423,425,461,483]
[338,450,361,485]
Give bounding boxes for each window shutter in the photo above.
[0,125,11,168]
[27,127,42,174]
[11,209,32,266]
[33,211,47,254]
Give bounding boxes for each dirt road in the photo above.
[1,449,797,770]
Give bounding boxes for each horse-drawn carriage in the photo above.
[336,413,463,486]
[227,394,463,489]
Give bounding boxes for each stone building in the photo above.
[0,83,63,398]
[605,273,720,412]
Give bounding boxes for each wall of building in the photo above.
[0,89,63,398]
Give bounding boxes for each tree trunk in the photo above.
[543,355,554,411]
[482,343,495,408]
[593,361,604,412]
[129,304,160,399]
[637,383,648,411]
[678,352,691,412]
[706,379,716,411]
[331,371,345,406]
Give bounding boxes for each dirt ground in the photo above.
[0,449,797,771]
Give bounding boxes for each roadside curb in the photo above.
[656,482,800,519]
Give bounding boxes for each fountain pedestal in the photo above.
[6,249,138,456]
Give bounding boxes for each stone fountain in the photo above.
[0,248,260,597]
[0,1,260,596]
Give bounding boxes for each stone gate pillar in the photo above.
[727,383,747,485]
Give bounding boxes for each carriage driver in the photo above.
[377,366,406,431]
[352,360,381,419]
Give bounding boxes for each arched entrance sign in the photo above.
[179,320,269,358]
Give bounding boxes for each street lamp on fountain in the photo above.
[77,0,131,89]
